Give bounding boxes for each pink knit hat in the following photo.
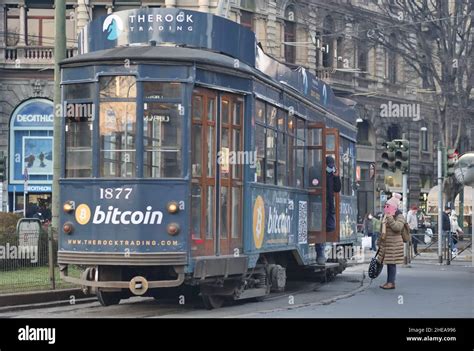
[385,193,402,215]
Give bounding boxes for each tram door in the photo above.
[190,88,243,257]
[325,128,340,242]
[307,123,326,245]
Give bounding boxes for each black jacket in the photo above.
[442,212,451,231]
[326,171,342,214]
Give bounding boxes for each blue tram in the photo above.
[58,8,359,308]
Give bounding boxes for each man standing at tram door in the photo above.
[316,156,342,265]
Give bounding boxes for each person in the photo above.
[377,193,405,290]
[363,213,374,250]
[371,212,382,251]
[449,210,463,257]
[442,205,452,250]
[315,156,342,265]
[407,205,419,255]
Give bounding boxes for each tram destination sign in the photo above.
[79,8,256,67]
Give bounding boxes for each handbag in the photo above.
[368,249,384,279]
[401,222,411,243]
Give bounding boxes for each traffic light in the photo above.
[446,148,458,176]
[0,151,5,181]
[381,141,397,172]
[394,139,410,173]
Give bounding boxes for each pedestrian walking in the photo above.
[377,193,405,290]
[363,213,374,250]
[372,212,382,251]
[449,210,463,257]
[407,205,419,255]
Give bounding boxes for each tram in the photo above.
[58,8,359,308]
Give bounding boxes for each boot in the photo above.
[315,243,326,265]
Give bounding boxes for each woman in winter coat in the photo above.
[377,193,405,289]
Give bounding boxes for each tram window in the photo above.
[144,82,181,100]
[296,139,305,188]
[308,149,323,187]
[220,187,229,238]
[255,100,265,123]
[192,125,202,177]
[143,103,182,178]
[233,100,242,126]
[255,125,265,183]
[288,135,295,186]
[309,196,323,231]
[221,128,230,178]
[206,186,214,239]
[65,113,92,178]
[192,95,203,120]
[288,115,295,135]
[99,102,136,178]
[208,98,215,121]
[191,185,202,240]
[277,109,286,131]
[277,132,287,186]
[99,76,136,99]
[221,99,230,124]
[267,105,277,127]
[232,129,242,179]
[326,134,336,151]
[296,118,305,139]
[308,129,322,146]
[207,126,215,177]
[64,84,93,100]
[231,187,241,239]
[266,129,276,184]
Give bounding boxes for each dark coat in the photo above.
[326,171,341,214]
[442,212,451,231]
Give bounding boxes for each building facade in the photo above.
[1,0,473,219]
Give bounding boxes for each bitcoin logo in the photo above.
[75,204,91,225]
[253,196,265,249]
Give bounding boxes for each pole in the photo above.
[13,186,16,213]
[48,225,56,290]
[437,141,443,264]
[459,188,464,231]
[402,172,409,265]
[52,0,66,231]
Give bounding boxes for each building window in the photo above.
[387,34,398,84]
[6,7,20,46]
[358,43,368,74]
[284,6,296,64]
[240,10,254,32]
[420,128,429,152]
[357,120,371,146]
[387,124,401,141]
[323,16,335,68]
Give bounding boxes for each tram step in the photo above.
[309,262,340,272]
[234,287,268,300]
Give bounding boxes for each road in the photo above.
[0,260,471,318]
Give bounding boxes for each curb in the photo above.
[0,288,90,310]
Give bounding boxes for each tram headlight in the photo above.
[63,222,74,234]
[63,201,75,213]
[167,223,180,236]
[167,201,179,214]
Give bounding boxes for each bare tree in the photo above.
[353,0,473,203]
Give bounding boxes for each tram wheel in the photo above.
[202,295,225,309]
[97,290,121,306]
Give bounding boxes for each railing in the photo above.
[2,46,78,65]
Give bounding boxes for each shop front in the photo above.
[8,98,54,219]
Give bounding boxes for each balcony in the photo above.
[1,46,78,69]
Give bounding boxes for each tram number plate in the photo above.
[99,187,133,200]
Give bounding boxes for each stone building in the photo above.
[1,0,473,218]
